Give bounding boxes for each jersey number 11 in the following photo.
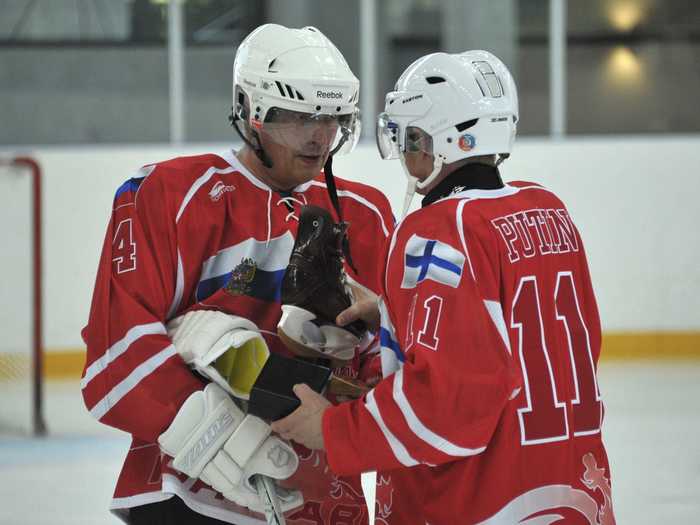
[512,271,602,446]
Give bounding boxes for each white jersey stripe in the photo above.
[364,389,420,467]
[132,164,157,203]
[393,367,486,458]
[217,149,272,192]
[441,184,520,203]
[456,199,477,281]
[158,474,269,525]
[81,322,167,389]
[89,344,177,420]
[109,490,172,512]
[384,226,402,294]
[199,231,294,280]
[167,250,185,320]
[309,181,390,236]
[442,183,561,206]
[176,165,236,223]
[483,299,512,355]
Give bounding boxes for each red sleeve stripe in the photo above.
[88,344,177,420]
[81,321,167,389]
[392,367,486,458]
[363,388,420,467]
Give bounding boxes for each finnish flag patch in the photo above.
[401,234,465,289]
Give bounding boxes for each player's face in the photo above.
[402,126,436,193]
[403,149,435,194]
[260,134,330,190]
[258,109,345,190]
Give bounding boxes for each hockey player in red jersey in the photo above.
[81,24,395,524]
[273,50,616,524]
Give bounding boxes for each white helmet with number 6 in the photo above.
[376,50,518,214]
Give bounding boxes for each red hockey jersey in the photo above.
[81,150,394,524]
[324,181,615,524]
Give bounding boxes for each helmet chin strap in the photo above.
[323,131,359,275]
[399,155,443,218]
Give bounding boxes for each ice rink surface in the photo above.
[1,361,699,524]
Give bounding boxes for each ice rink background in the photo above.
[1,360,698,524]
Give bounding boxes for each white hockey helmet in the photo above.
[376,50,518,213]
[232,24,361,159]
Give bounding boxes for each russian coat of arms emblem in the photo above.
[225,257,256,296]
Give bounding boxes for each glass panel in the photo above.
[376,0,549,136]
[183,0,358,142]
[0,0,137,43]
[567,0,700,134]
[0,0,168,144]
[518,0,550,135]
[183,1,264,142]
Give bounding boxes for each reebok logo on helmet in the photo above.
[316,90,343,99]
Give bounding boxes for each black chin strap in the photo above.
[324,153,357,274]
[323,155,342,222]
[323,128,351,221]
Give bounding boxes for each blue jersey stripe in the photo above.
[380,327,405,363]
[114,177,145,200]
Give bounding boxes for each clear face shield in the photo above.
[258,107,360,157]
[376,113,433,160]
[376,112,438,217]
[404,126,433,157]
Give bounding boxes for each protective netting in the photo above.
[0,159,43,435]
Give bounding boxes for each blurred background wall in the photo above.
[1,0,699,377]
[2,0,699,143]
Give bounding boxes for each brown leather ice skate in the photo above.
[277,205,366,367]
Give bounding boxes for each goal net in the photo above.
[0,157,45,436]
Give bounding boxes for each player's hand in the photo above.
[336,285,380,332]
[271,384,331,451]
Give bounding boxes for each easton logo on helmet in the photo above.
[402,94,424,104]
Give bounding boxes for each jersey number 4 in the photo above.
[512,271,602,445]
[112,218,137,274]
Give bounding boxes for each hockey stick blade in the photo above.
[253,474,286,525]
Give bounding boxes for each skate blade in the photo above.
[327,375,371,398]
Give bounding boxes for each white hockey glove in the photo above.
[158,383,303,514]
[167,310,269,399]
